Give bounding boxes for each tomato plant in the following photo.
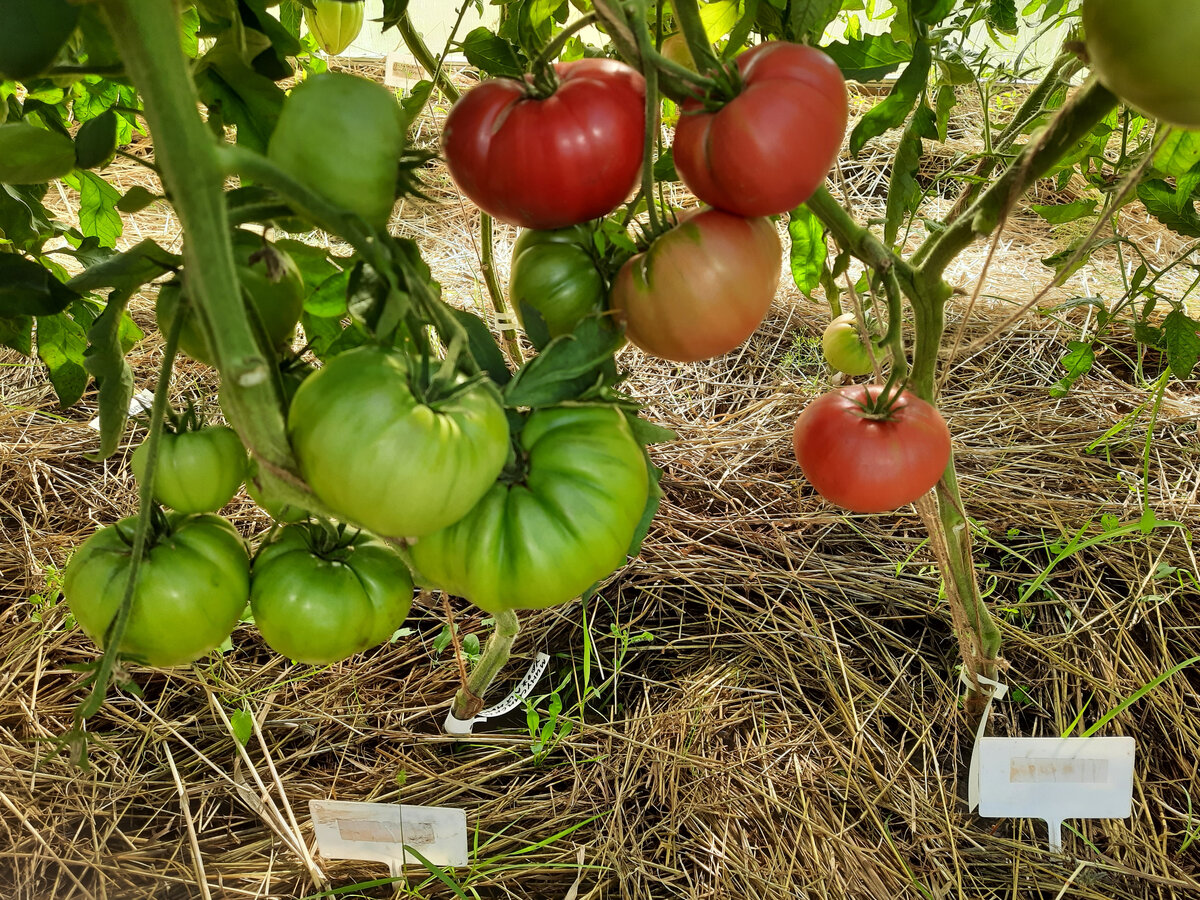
[131,424,248,514]
[1083,0,1200,129]
[792,385,951,514]
[64,513,250,667]
[304,0,365,56]
[287,345,511,538]
[268,71,406,227]
[251,523,413,664]
[0,0,80,80]
[509,224,607,346]
[410,406,649,613]
[673,41,848,217]
[822,313,874,377]
[442,59,645,229]
[156,231,304,366]
[610,208,781,362]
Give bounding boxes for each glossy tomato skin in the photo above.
[410,405,648,614]
[792,385,951,513]
[509,225,606,346]
[251,525,413,664]
[64,513,250,667]
[269,72,405,226]
[157,231,304,366]
[304,0,364,56]
[821,313,873,377]
[442,59,645,229]
[673,42,848,217]
[610,208,781,362]
[1083,0,1200,129]
[131,426,249,514]
[287,345,510,538]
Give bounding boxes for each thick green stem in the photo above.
[480,214,524,366]
[670,0,721,73]
[450,609,521,720]
[98,0,291,468]
[917,78,1118,280]
[396,8,460,103]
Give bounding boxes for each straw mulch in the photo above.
[1,70,1198,900]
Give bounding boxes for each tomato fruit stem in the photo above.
[450,609,521,720]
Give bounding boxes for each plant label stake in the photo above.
[309,800,468,878]
[977,737,1136,853]
[444,651,551,735]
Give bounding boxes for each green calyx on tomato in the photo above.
[251,522,413,665]
[821,313,874,377]
[509,224,608,348]
[611,207,782,362]
[269,71,406,228]
[1083,0,1200,129]
[673,41,848,217]
[792,384,951,514]
[64,511,250,667]
[0,0,80,81]
[131,412,249,514]
[410,405,649,614]
[287,345,511,538]
[442,58,646,229]
[304,0,365,56]
[156,230,304,366]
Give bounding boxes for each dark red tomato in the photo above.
[441,59,645,229]
[792,385,951,514]
[673,41,848,217]
[609,208,781,362]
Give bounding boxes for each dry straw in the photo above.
[1,70,1198,899]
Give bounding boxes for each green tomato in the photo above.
[1084,0,1200,129]
[64,513,250,667]
[156,230,304,366]
[821,313,873,377]
[410,405,649,614]
[131,426,248,514]
[268,72,406,227]
[304,0,365,55]
[0,0,80,80]
[251,524,413,664]
[287,345,510,538]
[509,225,607,348]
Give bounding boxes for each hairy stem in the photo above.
[480,214,524,366]
[450,609,521,720]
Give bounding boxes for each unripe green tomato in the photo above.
[509,225,607,347]
[821,313,873,377]
[1083,0,1200,129]
[0,0,80,80]
[131,426,249,514]
[268,72,406,227]
[156,232,304,365]
[304,0,365,56]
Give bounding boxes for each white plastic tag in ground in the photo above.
[88,388,155,430]
[309,800,467,869]
[977,736,1135,853]
[443,652,551,735]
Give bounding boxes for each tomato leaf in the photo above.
[84,290,138,458]
[115,185,160,215]
[503,317,623,408]
[194,31,287,152]
[1162,309,1200,380]
[0,123,77,184]
[1137,179,1200,238]
[0,254,80,317]
[884,103,938,245]
[787,204,826,299]
[70,171,123,249]
[458,27,526,80]
[1048,339,1095,398]
[449,306,513,387]
[230,707,254,747]
[1030,199,1098,225]
[0,183,60,252]
[986,0,1018,34]
[74,110,118,170]
[68,239,180,295]
[624,455,663,560]
[822,33,912,83]
[0,315,33,356]
[849,39,931,157]
[36,312,90,409]
[1153,129,1200,178]
[787,0,841,43]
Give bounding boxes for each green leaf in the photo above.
[822,33,912,83]
[230,707,254,747]
[624,455,663,560]
[68,239,180,294]
[83,291,137,458]
[787,204,826,298]
[73,170,123,248]
[0,254,80,317]
[849,39,931,157]
[623,412,677,446]
[194,31,287,152]
[1153,129,1200,178]
[400,79,433,130]
[516,0,561,57]
[0,182,60,251]
[934,83,956,142]
[884,103,937,245]
[0,123,76,184]
[1030,198,1098,224]
[788,0,842,42]
[1162,310,1200,380]
[653,147,678,183]
[503,317,623,408]
[74,110,118,170]
[699,0,741,41]
[36,312,90,408]
[449,306,513,388]
[459,27,526,79]
[987,0,1018,34]
[116,185,160,215]
[1137,179,1200,238]
[379,0,413,33]
[0,314,33,356]
[914,0,956,25]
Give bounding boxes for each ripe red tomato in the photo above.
[441,59,645,229]
[792,385,951,513]
[673,41,848,217]
[609,208,781,362]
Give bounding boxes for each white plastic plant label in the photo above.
[383,52,410,89]
[443,651,551,735]
[977,736,1136,853]
[309,800,468,870]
